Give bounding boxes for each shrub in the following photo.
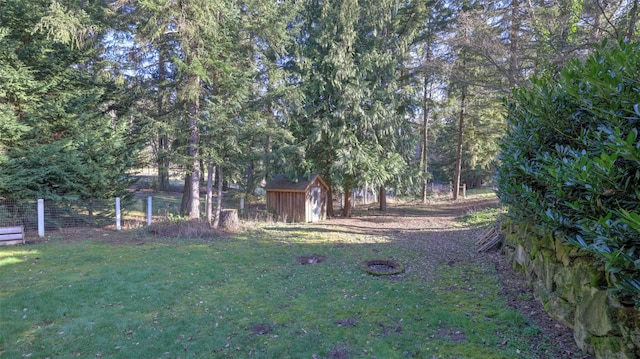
[497,40,640,305]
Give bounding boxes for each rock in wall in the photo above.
[501,219,640,359]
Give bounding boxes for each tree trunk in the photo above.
[363,182,367,205]
[342,176,353,217]
[453,85,466,201]
[591,1,602,43]
[199,159,206,182]
[508,0,520,89]
[246,159,255,196]
[157,50,170,191]
[628,0,639,38]
[180,174,191,215]
[323,170,334,217]
[213,166,223,228]
[188,138,200,220]
[206,162,214,224]
[421,75,431,203]
[420,17,435,204]
[187,75,201,220]
[158,134,170,191]
[265,114,273,182]
[379,186,387,211]
[474,176,482,189]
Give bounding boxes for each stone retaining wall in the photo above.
[501,220,639,359]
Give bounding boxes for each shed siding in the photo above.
[265,174,328,223]
[267,190,306,222]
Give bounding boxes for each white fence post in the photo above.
[240,194,245,215]
[147,196,152,226]
[115,197,121,230]
[37,199,44,237]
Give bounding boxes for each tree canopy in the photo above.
[0,0,142,202]
[1,0,639,220]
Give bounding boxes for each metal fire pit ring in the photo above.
[360,259,405,276]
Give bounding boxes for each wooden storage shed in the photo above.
[265,174,329,223]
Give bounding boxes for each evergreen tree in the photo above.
[113,0,297,222]
[292,0,417,216]
[411,1,453,202]
[0,0,143,204]
[115,0,244,220]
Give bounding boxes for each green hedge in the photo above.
[497,40,640,305]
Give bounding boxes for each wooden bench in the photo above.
[0,226,25,246]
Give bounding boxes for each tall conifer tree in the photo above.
[292,0,417,216]
[0,0,143,203]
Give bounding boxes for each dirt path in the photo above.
[318,196,593,359]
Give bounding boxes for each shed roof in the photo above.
[265,174,328,193]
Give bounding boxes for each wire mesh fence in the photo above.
[0,197,160,236]
[50,199,117,229]
[0,199,37,230]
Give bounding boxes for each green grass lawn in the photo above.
[1,210,555,358]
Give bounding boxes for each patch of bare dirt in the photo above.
[250,323,273,335]
[296,254,327,265]
[378,322,403,336]
[438,327,467,343]
[334,318,357,328]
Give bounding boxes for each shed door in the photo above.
[311,187,321,222]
